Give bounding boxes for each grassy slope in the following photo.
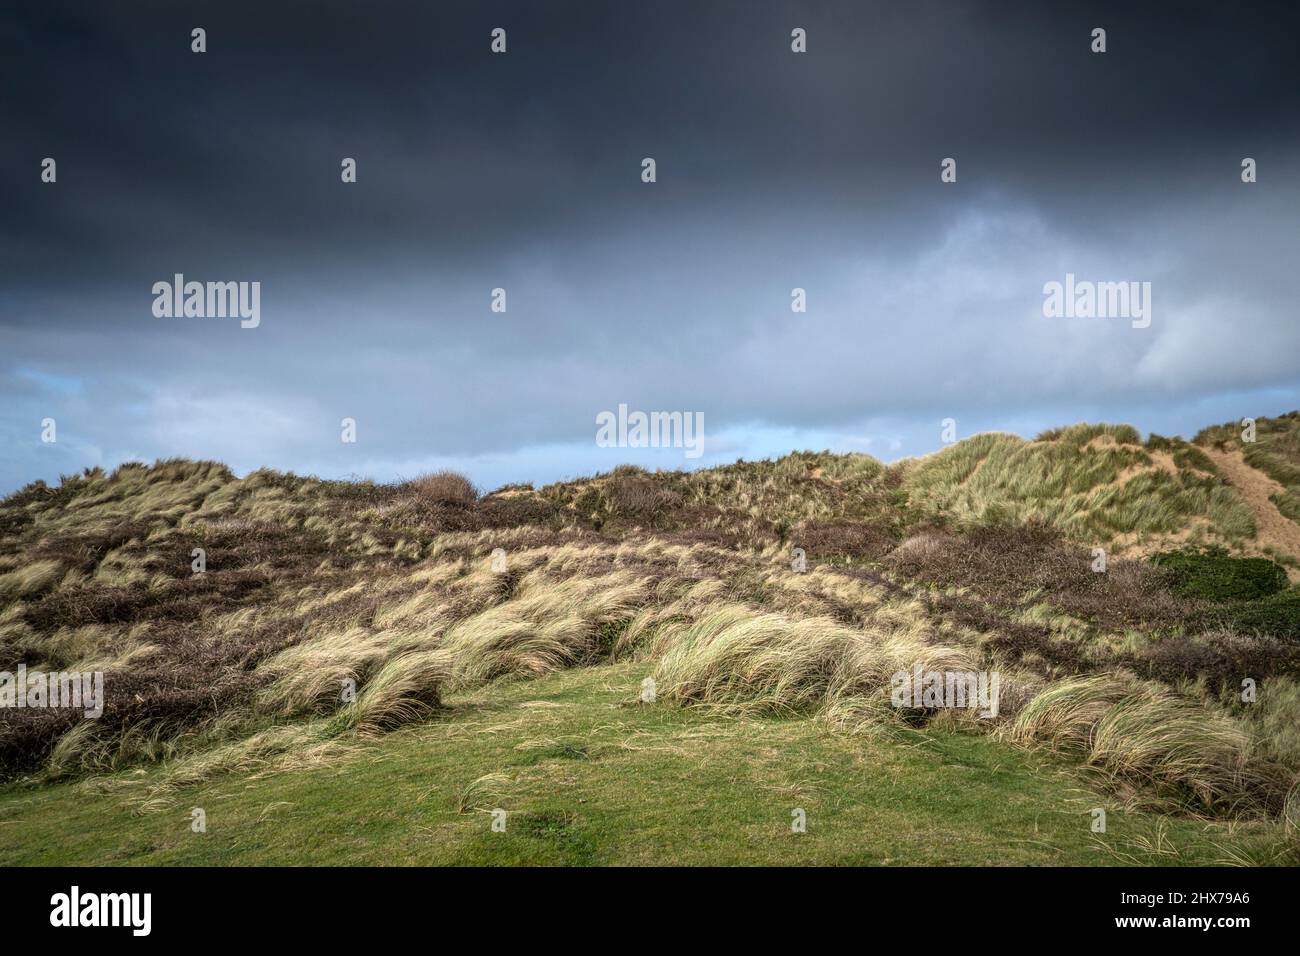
[905,424,1259,553]
[4,417,1300,866]
[0,663,1284,866]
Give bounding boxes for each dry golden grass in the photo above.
[0,560,63,601]
[1007,675,1282,815]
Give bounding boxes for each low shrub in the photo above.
[886,525,1188,631]
[794,520,898,563]
[1135,629,1300,689]
[1206,589,1300,643]
[1150,547,1288,602]
[404,471,478,507]
[603,475,680,522]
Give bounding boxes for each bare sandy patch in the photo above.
[1204,447,1300,576]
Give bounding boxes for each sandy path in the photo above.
[1204,447,1300,571]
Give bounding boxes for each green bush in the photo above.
[1207,590,1300,642]
[1150,547,1288,602]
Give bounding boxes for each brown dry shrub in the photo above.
[477,494,558,529]
[404,471,478,507]
[1135,629,1300,691]
[195,520,335,571]
[0,628,272,778]
[882,530,952,573]
[605,475,681,521]
[23,573,270,633]
[1134,634,1225,686]
[885,525,1190,631]
[796,520,899,562]
[29,521,153,574]
[0,709,79,778]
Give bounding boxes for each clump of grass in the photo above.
[457,772,512,813]
[439,572,650,689]
[653,607,864,714]
[42,721,104,780]
[1088,692,1256,813]
[330,650,451,737]
[0,559,64,601]
[1246,677,1300,777]
[652,604,980,722]
[1009,675,1279,814]
[258,625,393,718]
[1007,675,1131,749]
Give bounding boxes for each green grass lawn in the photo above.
[0,663,1290,866]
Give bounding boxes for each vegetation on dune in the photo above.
[1146,547,1300,642]
[905,425,1255,545]
[1008,674,1265,815]
[401,470,479,508]
[1207,590,1300,645]
[5,664,1296,866]
[1152,548,1289,602]
[6,665,1293,867]
[3,415,1300,864]
[1197,411,1300,523]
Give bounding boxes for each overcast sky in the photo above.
[3,0,1299,494]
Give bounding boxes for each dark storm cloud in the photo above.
[2,0,1299,491]
[6,0,1296,288]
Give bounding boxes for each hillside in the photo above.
[3,414,1300,865]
